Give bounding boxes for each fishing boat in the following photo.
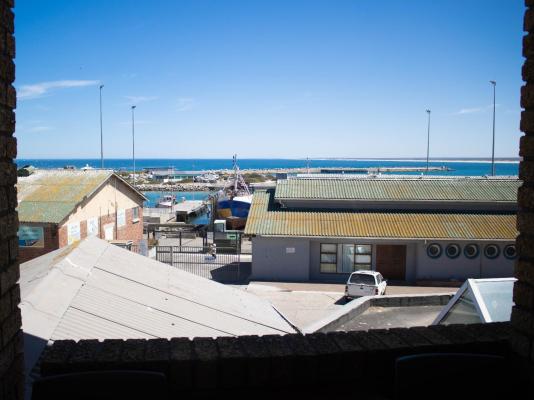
[216,155,252,230]
[156,194,177,208]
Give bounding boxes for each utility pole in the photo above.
[490,80,497,176]
[426,109,431,173]
[99,84,104,168]
[131,105,137,185]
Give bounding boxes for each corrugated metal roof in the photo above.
[20,236,296,390]
[20,236,294,342]
[275,178,521,202]
[17,169,146,223]
[245,190,517,240]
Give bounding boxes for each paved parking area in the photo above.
[248,281,457,295]
[244,281,456,330]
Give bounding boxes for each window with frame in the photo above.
[18,225,45,248]
[321,243,373,274]
[320,243,337,273]
[354,244,372,271]
[132,207,140,222]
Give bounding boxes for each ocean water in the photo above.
[15,158,519,176]
[143,191,215,225]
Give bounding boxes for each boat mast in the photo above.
[233,154,238,194]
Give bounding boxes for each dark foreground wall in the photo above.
[0,1,23,399]
[40,323,513,398]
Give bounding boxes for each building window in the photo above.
[353,244,372,271]
[18,226,44,248]
[132,207,140,222]
[324,243,373,274]
[320,243,337,273]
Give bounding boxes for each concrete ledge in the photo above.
[302,294,453,334]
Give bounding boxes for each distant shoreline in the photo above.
[16,157,521,163]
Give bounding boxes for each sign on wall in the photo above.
[117,209,126,227]
[87,217,99,237]
[67,222,81,245]
[104,224,114,241]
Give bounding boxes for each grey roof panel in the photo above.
[21,236,295,378]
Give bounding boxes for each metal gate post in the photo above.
[170,246,174,266]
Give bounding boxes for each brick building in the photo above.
[17,169,146,263]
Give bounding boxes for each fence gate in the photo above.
[155,246,250,283]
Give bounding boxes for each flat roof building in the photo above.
[245,177,519,283]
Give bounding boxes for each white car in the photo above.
[345,270,387,299]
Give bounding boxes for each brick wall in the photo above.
[40,323,512,398]
[116,207,143,242]
[0,1,23,399]
[19,206,144,263]
[513,0,534,364]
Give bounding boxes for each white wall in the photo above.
[64,177,142,225]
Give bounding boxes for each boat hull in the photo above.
[217,198,251,219]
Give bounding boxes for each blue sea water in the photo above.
[15,158,519,177]
[143,191,216,225]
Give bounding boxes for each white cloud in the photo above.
[455,104,500,115]
[124,96,158,105]
[17,80,100,100]
[17,125,53,133]
[177,97,195,112]
[28,126,53,132]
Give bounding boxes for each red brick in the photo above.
[516,258,534,286]
[523,60,534,83]
[517,234,534,259]
[514,281,534,309]
[519,160,534,181]
[518,185,534,210]
[517,211,534,234]
[520,135,534,158]
[511,306,534,336]
[526,8,534,32]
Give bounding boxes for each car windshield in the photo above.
[349,274,376,285]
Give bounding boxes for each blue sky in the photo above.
[15,0,524,159]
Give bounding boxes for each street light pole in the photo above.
[426,109,431,173]
[99,85,104,169]
[490,80,496,176]
[131,105,136,185]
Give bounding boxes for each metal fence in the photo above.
[154,246,250,283]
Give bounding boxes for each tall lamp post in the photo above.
[490,80,496,176]
[131,105,137,185]
[99,84,104,169]
[426,109,431,173]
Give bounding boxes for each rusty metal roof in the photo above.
[17,170,146,224]
[275,178,521,202]
[245,191,517,240]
